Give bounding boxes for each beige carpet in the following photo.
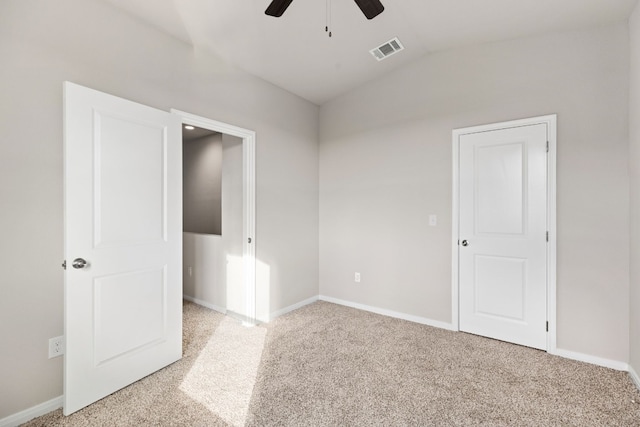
[24,301,640,426]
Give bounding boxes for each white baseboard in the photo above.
[0,395,62,427]
[551,348,628,371]
[183,295,226,314]
[225,310,256,326]
[319,296,631,371]
[629,365,640,392]
[269,296,319,321]
[185,295,320,324]
[319,295,456,331]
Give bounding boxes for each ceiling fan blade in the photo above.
[265,0,294,17]
[353,0,384,19]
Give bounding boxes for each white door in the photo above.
[63,82,182,415]
[458,123,548,350]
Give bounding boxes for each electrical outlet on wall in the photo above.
[188,266,193,277]
[354,272,361,283]
[49,336,64,358]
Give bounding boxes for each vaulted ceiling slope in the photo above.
[102,0,637,105]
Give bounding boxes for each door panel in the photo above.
[475,142,525,235]
[459,123,547,350]
[474,255,526,321]
[64,82,182,415]
[95,111,166,246]
[94,268,166,365]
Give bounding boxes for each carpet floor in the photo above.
[24,301,640,426]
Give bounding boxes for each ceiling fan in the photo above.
[265,0,385,20]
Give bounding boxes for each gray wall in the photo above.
[0,0,319,418]
[319,24,630,364]
[629,1,640,377]
[183,133,223,235]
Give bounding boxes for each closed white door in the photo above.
[63,82,182,414]
[458,123,547,350]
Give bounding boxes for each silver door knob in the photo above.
[72,258,88,269]
[461,240,469,247]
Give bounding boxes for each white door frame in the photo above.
[171,109,257,326]
[451,114,557,352]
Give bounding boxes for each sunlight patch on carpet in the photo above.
[180,316,266,427]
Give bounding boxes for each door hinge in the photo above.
[546,321,549,332]
[62,260,66,270]
[546,141,549,152]
[546,231,549,242]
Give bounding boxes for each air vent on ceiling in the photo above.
[370,37,404,61]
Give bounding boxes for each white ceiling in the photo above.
[102,0,638,105]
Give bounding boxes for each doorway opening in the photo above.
[173,110,257,326]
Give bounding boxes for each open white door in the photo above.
[63,82,182,415]
[457,122,548,350]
